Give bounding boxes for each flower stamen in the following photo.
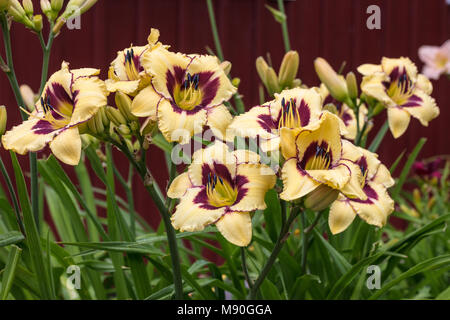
[206,172,237,207]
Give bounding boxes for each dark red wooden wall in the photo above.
[1,0,449,227]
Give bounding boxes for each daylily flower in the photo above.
[418,40,450,80]
[105,28,164,95]
[318,84,371,141]
[167,141,276,246]
[328,141,395,234]
[229,87,324,153]
[130,47,236,144]
[412,157,445,180]
[358,57,439,138]
[279,112,367,209]
[2,62,108,165]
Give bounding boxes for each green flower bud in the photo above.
[278,50,299,88]
[50,0,63,12]
[33,14,43,32]
[314,57,348,102]
[106,106,127,126]
[0,0,10,11]
[115,91,138,122]
[304,184,339,212]
[265,66,280,96]
[8,0,26,21]
[346,72,358,100]
[0,105,7,136]
[20,84,36,112]
[231,77,240,88]
[22,0,33,16]
[255,56,269,87]
[323,103,338,115]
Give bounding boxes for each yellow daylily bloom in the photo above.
[105,28,164,95]
[167,142,276,247]
[2,62,108,165]
[358,57,439,138]
[328,141,395,234]
[318,84,372,141]
[229,87,323,153]
[130,47,236,144]
[279,112,367,208]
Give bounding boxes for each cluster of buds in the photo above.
[40,0,64,22]
[256,50,300,97]
[5,0,43,32]
[53,0,98,34]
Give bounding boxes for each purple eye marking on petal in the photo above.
[401,94,422,108]
[299,141,332,169]
[46,83,74,115]
[233,175,249,205]
[166,66,186,99]
[257,113,276,133]
[297,99,310,127]
[351,184,378,204]
[199,73,219,106]
[32,120,57,135]
[213,162,233,185]
[341,110,353,126]
[193,188,218,210]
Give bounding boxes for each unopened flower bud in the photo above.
[106,106,127,126]
[22,0,33,16]
[115,91,138,122]
[117,124,131,136]
[265,67,280,96]
[323,103,338,115]
[0,105,7,136]
[231,77,240,88]
[0,0,10,11]
[291,78,302,88]
[40,0,51,12]
[304,184,339,212]
[220,61,232,75]
[314,57,348,102]
[278,50,299,89]
[346,72,358,100]
[400,204,420,218]
[413,188,421,204]
[255,56,269,86]
[50,0,63,12]
[79,0,97,14]
[140,116,157,136]
[20,84,36,112]
[8,0,26,21]
[33,14,43,32]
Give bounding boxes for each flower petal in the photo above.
[228,104,276,139]
[231,149,261,164]
[105,79,140,94]
[416,74,433,95]
[337,161,367,200]
[402,90,439,127]
[350,182,394,228]
[357,63,382,75]
[130,85,161,118]
[230,163,276,211]
[70,77,108,125]
[360,73,395,107]
[1,116,58,154]
[187,55,236,107]
[280,158,320,201]
[279,127,300,160]
[49,126,81,165]
[387,107,411,138]
[142,47,191,100]
[306,164,351,191]
[157,99,207,144]
[189,141,236,187]
[381,57,418,81]
[206,104,233,141]
[329,197,357,234]
[167,172,192,198]
[216,211,252,247]
[372,163,395,188]
[171,187,226,232]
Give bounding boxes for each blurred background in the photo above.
[0,0,449,229]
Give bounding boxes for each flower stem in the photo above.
[110,137,184,300]
[205,0,245,114]
[277,0,291,52]
[241,248,253,290]
[249,206,300,299]
[38,29,55,95]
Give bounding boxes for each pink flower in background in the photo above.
[412,157,444,180]
[418,40,450,80]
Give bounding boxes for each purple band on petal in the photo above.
[257,113,276,133]
[166,66,186,100]
[341,110,353,126]
[401,94,422,108]
[193,187,218,210]
[351,184,378,204]
[299,141,332,169]
[46,83,74,116]
[32,120,57,135]
[233,174,249,205]
[297,99,311,127]
[199,72,219,106]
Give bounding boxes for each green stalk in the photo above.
[241,248,253,290]
[206,0,245,114]
[110,137,184,299]
[249,206,300,299]
[368,120,389,152]
[0,157,24,234]
[277,0,291,52]
[38,30,55,95]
